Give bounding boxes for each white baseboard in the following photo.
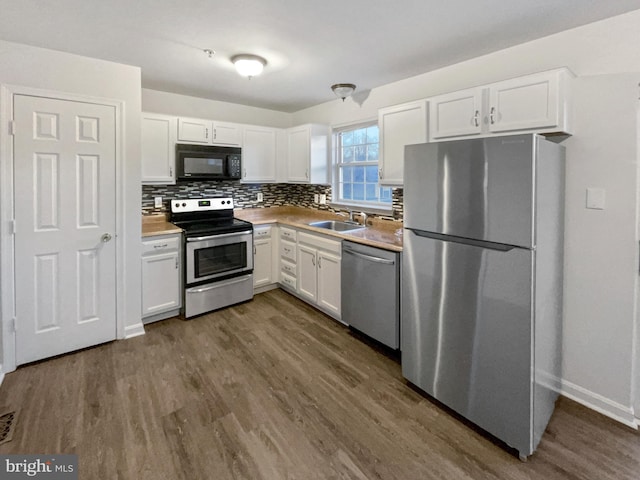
[540,372,638,428]
[123,322,145,339]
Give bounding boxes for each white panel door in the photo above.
[297,244,317,303]
[13,95,117,365]
[242,125,277,182]
[287,126,311,182]
[429,87,483,140]
[488,72,559,133]
[317,251,341,318]
[378,100,428,186]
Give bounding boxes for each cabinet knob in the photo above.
[101,233,112,243]
[378,168,383,180]
[205,127,209,139]
[490,107,496,124]
[473,110,480,127]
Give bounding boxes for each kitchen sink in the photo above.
[308,220,365,232]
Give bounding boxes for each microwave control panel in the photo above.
[228,155,241,178]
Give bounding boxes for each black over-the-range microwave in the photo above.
[176,143,242,181]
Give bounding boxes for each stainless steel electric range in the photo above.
[170,197,254,318]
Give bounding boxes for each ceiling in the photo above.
[1,1,638,112]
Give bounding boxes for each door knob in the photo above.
[101,233,112,243]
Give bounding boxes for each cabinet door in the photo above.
[297,244,317,302]
[488,72,559,133]
[317,251,341,318]
[379,100,427,186]
[142,251,180,317]
[429,88,483,140]
[142,113,176,184]
[287,126,311,182]
[253,238,273,288]
[178,117,211,143]
[213,121,242,146]
[242,126,277,182]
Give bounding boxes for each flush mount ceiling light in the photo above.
[231,54,267,78]
[331,83,356,101]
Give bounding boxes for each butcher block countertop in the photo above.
[141,214,182,237]
[234,206,403,252]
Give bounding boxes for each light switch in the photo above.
[154,196,163,208]
[257,192,263,202]
[319,194,327,205]
[586,188,605,210]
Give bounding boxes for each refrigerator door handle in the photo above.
[406,228,518,252]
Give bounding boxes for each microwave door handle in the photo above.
[186,230,253,242]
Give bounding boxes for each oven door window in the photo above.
[184,156,224,175]
[194,242,247,278]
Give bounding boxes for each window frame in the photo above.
[330,120,393,213]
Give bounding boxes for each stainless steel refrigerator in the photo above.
[402,134,564,459]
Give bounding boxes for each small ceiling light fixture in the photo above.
[231,54,267,78]
[203,49,215,58]
[331,83,356,101]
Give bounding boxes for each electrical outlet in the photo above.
[154,196,162,208]
[257,192,264,203]
[319,194,327,205]
[314,194,319,203]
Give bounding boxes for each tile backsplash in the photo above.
[142,181,403,220]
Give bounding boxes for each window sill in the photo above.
[329,201,393,216]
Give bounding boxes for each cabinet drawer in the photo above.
[280,272,297,290]
[280,258,297,277]
[142,235,180,255]
[298,232,341,255]
[254,226,272,239]
[280,240,296,262]
[280,227,297,242]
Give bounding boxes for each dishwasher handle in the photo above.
[343,248,395,265]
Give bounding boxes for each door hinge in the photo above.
[9,121,16,136]
[9,219,15,235]
[9,318,16,333]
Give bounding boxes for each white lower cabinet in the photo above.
[141,234,181,322]
[253,225,278,290]
[297,231,341,320]
[278,227,298,292]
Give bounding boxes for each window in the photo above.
[334,123,392,208]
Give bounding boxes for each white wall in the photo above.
[142,89,291,128]
[293,10,640,425]
[0,40,143,344]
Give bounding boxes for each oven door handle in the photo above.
[186,230,253,242]
[187,276,250,293]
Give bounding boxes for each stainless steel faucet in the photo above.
[359,212,368,226]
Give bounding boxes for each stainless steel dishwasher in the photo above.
[341,241,400,349]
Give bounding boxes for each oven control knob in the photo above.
[182,203,186,207]
[175,203,179,208]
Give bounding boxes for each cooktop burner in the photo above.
[175,218,253,236]
[170,197,253,236]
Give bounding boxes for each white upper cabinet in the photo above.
[428,68,573,142]
[429,88,483,140]
[141,113,177,184]
[487,70,568,133]
[242,125,278,183]
[177,117,242,146]
[378,100,428,186]
[287,124,330,184]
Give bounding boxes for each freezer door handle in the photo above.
[407,228,517,252]
[343,248,395,265]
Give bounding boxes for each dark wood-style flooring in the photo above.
[0,289,638,479]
